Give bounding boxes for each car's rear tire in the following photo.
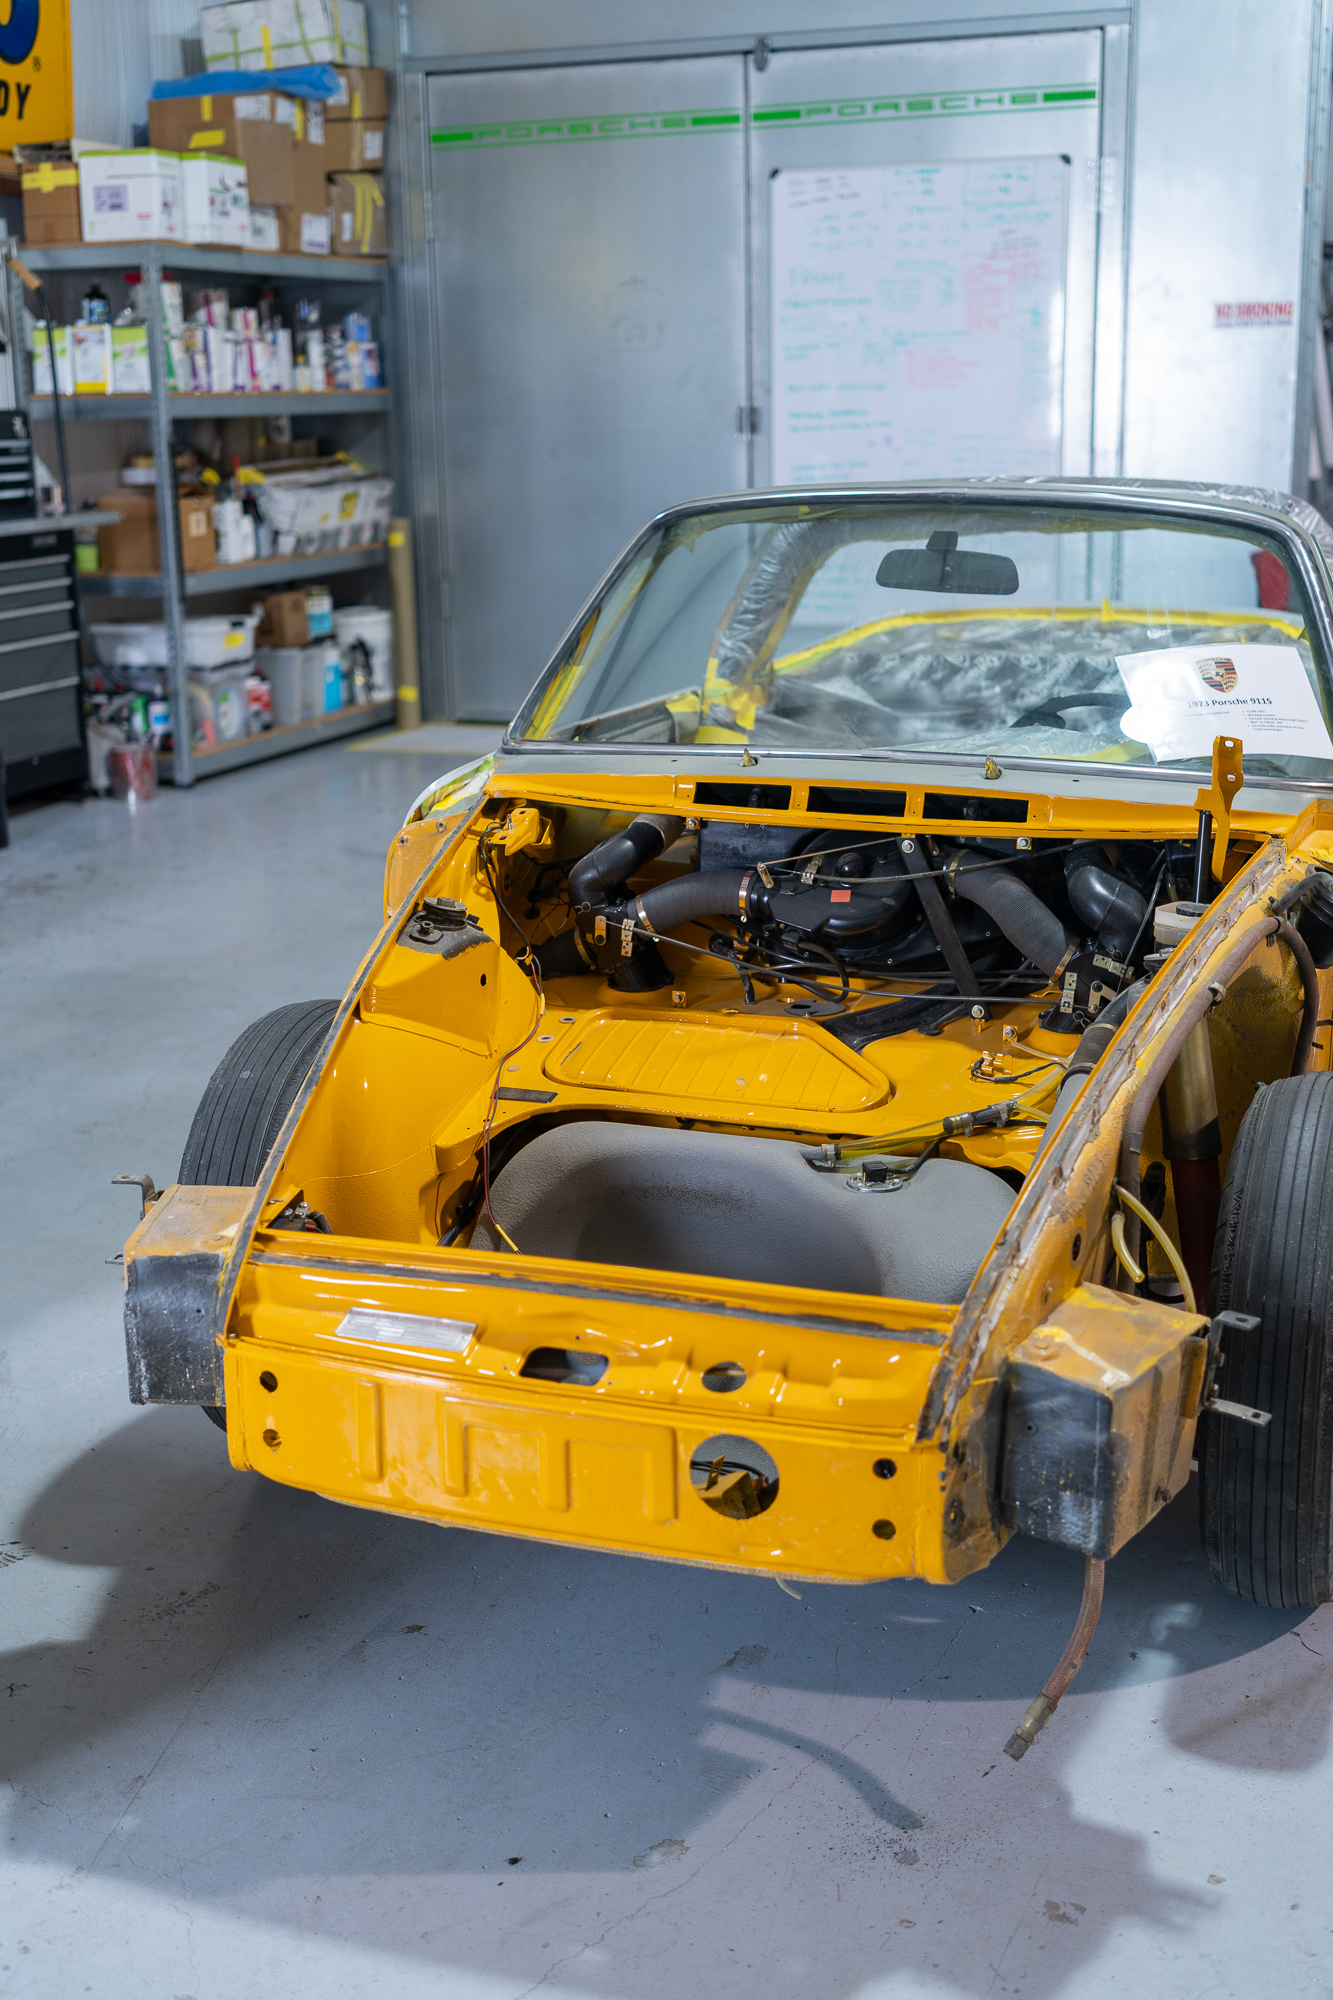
[1199,1074,1333,1608]
[180,999,338,1431]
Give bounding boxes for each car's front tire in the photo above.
[1199,1074,1333,1608]
[180,1000,338,1431]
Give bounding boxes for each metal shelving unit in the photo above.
[184,696,396,775]
[30,388,390,421]
[13,241,394,785]
[79,543,390,599]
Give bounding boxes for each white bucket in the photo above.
[333,604,393,701]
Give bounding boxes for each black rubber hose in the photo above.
[567,812,686,911]
[946,851,1076,975]
[634,868,748,931]
[1066,848,1148,961]
[533,930,592,980]
[1035,976,1148,1155]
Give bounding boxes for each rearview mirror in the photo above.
[877,531,1019,596]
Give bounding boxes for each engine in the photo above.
[535,810,1160,1033]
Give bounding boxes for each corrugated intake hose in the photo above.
[944,850,1077,975]
[634,868,748,931]
[1065,846,1148,961]
[566,812,686,911]
[1034,977,1148,1157]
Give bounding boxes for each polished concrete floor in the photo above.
[3,739,1331,2000]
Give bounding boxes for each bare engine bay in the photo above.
[355,787,1298,1312]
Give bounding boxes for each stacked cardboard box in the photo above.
[278,67,387,257]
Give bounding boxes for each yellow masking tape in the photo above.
[351,90,362,118]
[261,24,273,65]
[397,685,418,700]
[201,95,212,120]
[293,101,304,140]
[387,530,405,547]
[189,130,226,148]
[24,165,78,191]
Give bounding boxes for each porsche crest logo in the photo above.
[1197,655,1238,693]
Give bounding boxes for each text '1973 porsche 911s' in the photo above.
[119,478,1333,1757]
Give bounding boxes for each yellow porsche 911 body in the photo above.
[121,480,1333,1631]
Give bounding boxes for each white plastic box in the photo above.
[79,150,182,244]
[255,467,393,553]
[90,613,259,670]
[200,0,368,71]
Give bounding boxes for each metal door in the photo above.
[427,59,749,721]
[749,32,1111,487]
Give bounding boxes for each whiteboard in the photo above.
[770,158,1069,485]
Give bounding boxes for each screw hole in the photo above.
[872,1519,896,1540]
[873,1457,897,1480]
[259,1370,278,1392]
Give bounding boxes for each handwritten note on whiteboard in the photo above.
[770,159,1068,485]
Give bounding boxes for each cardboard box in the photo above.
[97,488,217,575]
[256,589,309,648]
[277,205,331,256]
[147,92,294,208]
[328,172,385,257]
[79,151,182,243]
[289,100,328,213]
[326,66,387,122]
[180,153,250,246]
[200,0,368,72]
[323,119,384,173]
[21,162,81,245]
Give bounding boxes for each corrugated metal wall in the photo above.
[70,0,199,144]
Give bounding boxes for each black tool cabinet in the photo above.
[0,522,83,802]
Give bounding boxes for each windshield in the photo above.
[515,501,1333,782]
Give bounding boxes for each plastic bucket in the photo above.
[262,646,305,728]
[333,604,393,701]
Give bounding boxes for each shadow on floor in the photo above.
[2,1409,1317,1998]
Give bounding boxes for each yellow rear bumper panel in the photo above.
[225,1235,950,1583]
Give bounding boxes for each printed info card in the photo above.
[1114,642,1333,762]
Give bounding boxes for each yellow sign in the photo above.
[0,0,72,150]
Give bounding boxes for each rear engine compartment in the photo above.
[271,783,1306,1314]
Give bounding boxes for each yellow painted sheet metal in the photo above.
[226,1252,943,1580]
[542,1009,890,1113]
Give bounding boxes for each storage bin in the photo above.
[333,603,392,699]
[91,612,259,670]
[262,641,341,725]
[188,664,252,748]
